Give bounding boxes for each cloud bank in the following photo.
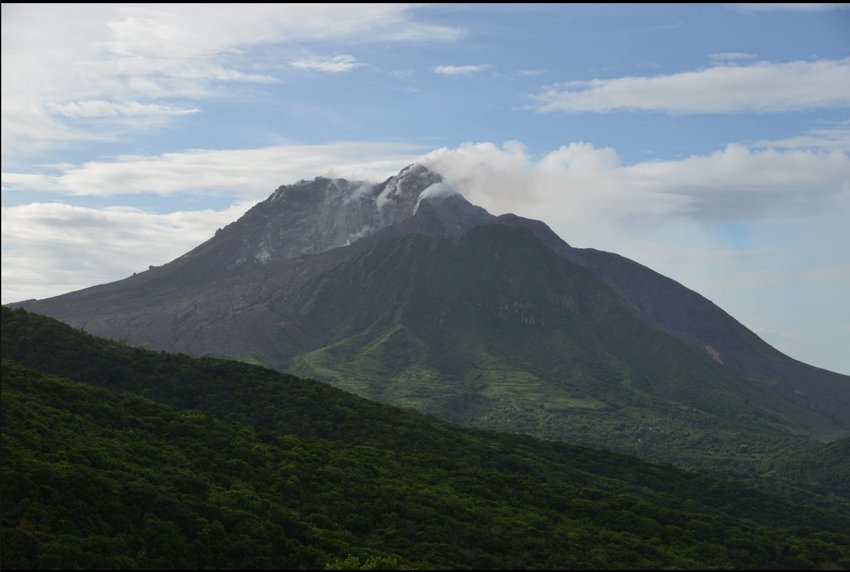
[2,142,426,200]
[290,55,364,73]
[1,202,249,304]
[434,64,491,76]
[1,4,465,154]
[533,58,850,114]
[422,138,850,230]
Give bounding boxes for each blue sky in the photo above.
[2,4,849,373]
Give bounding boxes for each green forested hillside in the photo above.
[2,307,850,569]
[776,437,850,497]
[757,437,850,513]
[291,225,814,471]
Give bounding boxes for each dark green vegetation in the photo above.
[759,437,850,514]
[3,307,850,569]
[777,437,850,499]
[291,225,814,472]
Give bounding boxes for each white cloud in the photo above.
[750,127,850,152]
[518,68,547,77]
[730,3,850,12]
[533,58,850,114]
[421,139,850,229]
[47,101,201,119]
[415,182,459,211]
[624,145,850,221]
[2,142,425,200]
[434,64,491,76]
[1,4,464,155]
[1,201,250,304]
[290,55,364,73]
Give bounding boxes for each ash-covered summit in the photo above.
[192,164,489,276]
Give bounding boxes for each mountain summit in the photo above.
[170,164,492,283]
[11,164,849,469]
[217,164,444,266]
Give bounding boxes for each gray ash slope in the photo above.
[12,164,849,441]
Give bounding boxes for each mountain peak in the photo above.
[188,164,485,272]
[396,162,443,184]
[374,163,442,212]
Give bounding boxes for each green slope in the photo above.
[291,224,815,472]
[3,308,850,569]
[756,437,850,513]
[775,437,850,498]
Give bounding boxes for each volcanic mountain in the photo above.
[11,164,849,469]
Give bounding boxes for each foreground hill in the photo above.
[2,307,850,569]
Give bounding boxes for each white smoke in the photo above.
[413,181,459,213]
[418,181,458,200]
